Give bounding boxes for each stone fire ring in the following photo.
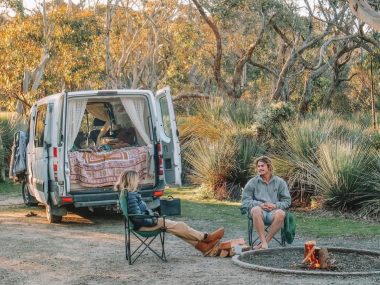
[232,247,380,276]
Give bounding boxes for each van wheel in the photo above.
[22,182,38,206]
[46,201,62,223]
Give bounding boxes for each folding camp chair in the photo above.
[119,193,167,265]
[240,207,286,247]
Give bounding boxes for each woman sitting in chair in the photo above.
[115,170,224,256]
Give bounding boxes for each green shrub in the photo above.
[368,130,380,150]
[272,117,335,201]
[179,97,266,199]
[232,134,266,189]
[184,138,237,200]
[355,153,380,218]
[357,189,380,218]
[255,101,295,139]
[309,141,375,211]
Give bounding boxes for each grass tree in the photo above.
[309,140,375,211]
[180,97,265,200]
[185,137,237,200]
[272,116,336,205]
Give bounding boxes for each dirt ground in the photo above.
[0,193,379,285]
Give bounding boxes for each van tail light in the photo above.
[153,190,164,197]
[157,143,164,178]
[53,147,58,158]
[53,147,58,181]
[61,196,73,203]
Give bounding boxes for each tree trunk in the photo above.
[370,57,377,129]
[348,0,380,31]
[191,0,224,94]
[0,136,4,182]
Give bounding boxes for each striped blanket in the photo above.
[69,146,149,187]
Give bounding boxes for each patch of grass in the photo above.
[165,187,245,230]
[0,180,21,195]
[295,212,380,237]
[165,187,380,237]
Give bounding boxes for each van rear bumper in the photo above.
[70,192,118,207]
[68,189,161,209]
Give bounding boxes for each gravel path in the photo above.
[0,196,379,285]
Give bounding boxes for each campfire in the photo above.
[302,241,335,270]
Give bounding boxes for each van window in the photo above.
[159,97,172,137]
[35,105,47,147]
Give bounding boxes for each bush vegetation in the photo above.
[179,100,380,218]
[0,112,27,182]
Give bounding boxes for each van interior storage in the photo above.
[67,96,155,190]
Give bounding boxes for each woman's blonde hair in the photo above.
[114,170,140,193]
[254,156,273,172]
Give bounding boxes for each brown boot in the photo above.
[195,238,220,256]
[204,227,224,243]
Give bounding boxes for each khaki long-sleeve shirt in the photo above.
[241,175,291,210]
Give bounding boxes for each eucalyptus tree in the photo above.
[104,0,184,90]
[0,0,52,113]
[299,0,380,114]
[190,0,336,104]
[348,0,380,30]
[191,0,279,98]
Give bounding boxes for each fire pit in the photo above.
[232,247,380,276]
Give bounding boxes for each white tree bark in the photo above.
[348,0,380,31]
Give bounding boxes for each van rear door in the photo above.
[155,87,182,186]
[29,103,49,204]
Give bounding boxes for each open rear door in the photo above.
[156,87,182,186]
[28,103,50,205]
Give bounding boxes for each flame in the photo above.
[303,242,321,270]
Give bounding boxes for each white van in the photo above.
[14,88,181,223]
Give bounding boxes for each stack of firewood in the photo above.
[205,238,251,257]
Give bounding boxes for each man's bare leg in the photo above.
[251,207,268,249]
[266,209,285,244]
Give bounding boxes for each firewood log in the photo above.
[219,249,229,258]
[317,247,331,269]
[219,238,245,250]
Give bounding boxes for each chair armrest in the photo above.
[240,207,248,215]
[161,215,166,228]
[128,214,156,219]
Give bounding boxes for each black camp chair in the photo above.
[119,192,167,265]
[240,207,286,247]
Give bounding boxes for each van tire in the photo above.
[46,201,62,223]
[22,182,38,206]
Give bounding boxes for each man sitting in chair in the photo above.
[241,156,291,249]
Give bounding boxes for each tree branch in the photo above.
[248,59,278,78]
[348,0,380,31]
[231,12,268,97]
[191,0,224,92]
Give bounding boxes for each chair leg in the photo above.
[129,234,166,264]
[124,219,129,262]
[281,229,286,247]
[160,231,167,262]
[126,226,132,265]
[248,218,253,246]
[251,225,286,247]
[272,235,283,246]
[130,237,152,264]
